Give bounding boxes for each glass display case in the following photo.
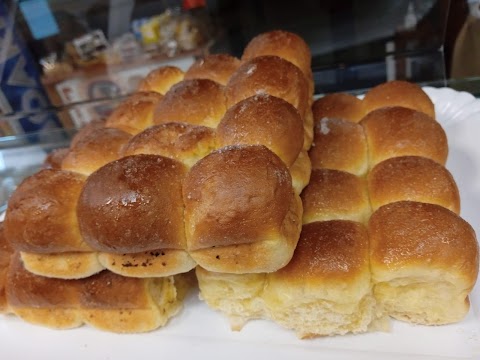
[2,1,480,358]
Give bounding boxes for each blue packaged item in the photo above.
[0,1,61,138]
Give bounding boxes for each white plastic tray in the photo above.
[1,87,480,360]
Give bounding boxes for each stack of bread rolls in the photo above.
[0,30,314,331]
[0,28,477,337]
[196,80,479,337]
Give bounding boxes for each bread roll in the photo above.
[312,93,365,123]
[4,254,188,332]
[137,66,184,94]
[184,54,241,85]
[5,169,90,254]
[153,79,227,128]
[363,80,435,118]
[77,153,186,254]
[226,56,309,118]
[70,119,105,148]
[122,122,217,168]
[360,107,448,168]
[61,127,132,176]
[216,94,304,167]
[4,169,103,279]
[105,91,163,134]
[241,30,312,88]
[301,169,370,224]
[77,154,195,277]
[368,156,460,213]
[183,145,302,273]
[242,30,311,78]
[196,221,378,338]
[369,201,479,325]
[309,117,368,176]
[263,220,376,338]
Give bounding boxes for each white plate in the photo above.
[1,87,480,360]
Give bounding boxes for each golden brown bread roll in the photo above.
[241,30,312,87]
[183,145,302,273]
[121,122,217,168]
[197,220,378,338]
[216,94,304,167]
[369,201,479,325]
[4,254,189,332]
[368,156,460,213]
[153,79,227,128]
[5,169,89,254]
[226,56,309,118]
[184,54,241,86]
[312,93,365,123]
[360,107,448,168]
[363,80,435,118]
[61,127,132,176]
[70,119,105,148]
[4,170,103,279]
[78,155,184,249]
[77,154,196,277]
[309,117,368,176]
[263,220,376,338]
[137,66,184,94]
[105,91,163,135]
[301,169,371,224]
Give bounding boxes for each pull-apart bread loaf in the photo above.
[3,29,313,280]
[196,151,378,337]
[196,79,479,337]
[0,222,191,332]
